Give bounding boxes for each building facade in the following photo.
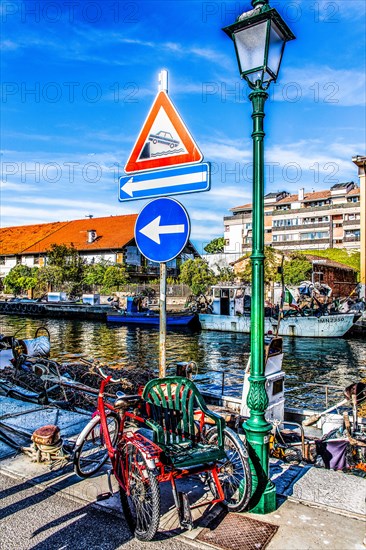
[224,182,361,255]
[0,214,198,281]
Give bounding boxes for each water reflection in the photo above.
[0,315,364,409]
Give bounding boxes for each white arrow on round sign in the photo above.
[134,198,190,263]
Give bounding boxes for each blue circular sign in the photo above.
[134,198,190,263]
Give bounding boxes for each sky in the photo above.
[1,0,365,254]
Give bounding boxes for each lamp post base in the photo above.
[249,480,277,514]
[244,427,277,514]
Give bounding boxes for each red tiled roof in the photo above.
[347,187,360,196]
[0,221,69,255]
[230,203,252,211]
[276,190,331,204]
[0,215,138,255]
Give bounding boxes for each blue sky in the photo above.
[1,0,365,254]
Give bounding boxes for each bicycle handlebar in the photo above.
[95,365,126,384]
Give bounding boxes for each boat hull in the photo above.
[198,313,356,338]
[107,312,197,327]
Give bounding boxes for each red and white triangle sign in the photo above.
[124,91,203,174]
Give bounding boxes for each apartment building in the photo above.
[224,182,361,254]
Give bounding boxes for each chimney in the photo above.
[298,188,304,201]
[87,229,97,243]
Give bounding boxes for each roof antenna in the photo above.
[86,214,94,219]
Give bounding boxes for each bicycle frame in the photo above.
[97,375,226,508]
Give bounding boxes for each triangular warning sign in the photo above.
[124,91,203,173]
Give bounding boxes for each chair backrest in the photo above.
[142,376,207,445]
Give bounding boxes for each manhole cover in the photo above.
[196,512,278,550]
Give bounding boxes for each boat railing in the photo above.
[196,372,345,410]
[300,382,344,409]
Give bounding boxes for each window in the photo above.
[33,256,40,265]
[16,257,22,265]
[225,225,230,232]
[300,232,328,240]
[225,239,230,246]
[347,197,359,203]
[0,256,5,265]
[345,229,360,238]
[334,223,342,228]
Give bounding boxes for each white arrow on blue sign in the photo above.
[134,198,190,263]
[119,162,210,202]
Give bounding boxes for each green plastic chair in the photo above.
[142,376,226,468]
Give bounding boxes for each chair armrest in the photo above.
[144,418,165,444]
[201,408,225,447]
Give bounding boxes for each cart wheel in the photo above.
[206,426,252,512]
[73,412,119,478]
[120,442,161,542]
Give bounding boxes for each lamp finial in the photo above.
[251,0,269,8]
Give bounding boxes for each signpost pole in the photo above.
[159,261,167,377]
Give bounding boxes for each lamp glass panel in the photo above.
[234,21,267,75]
[267,22,285,78]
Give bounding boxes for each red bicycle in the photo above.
[85,366,252,542]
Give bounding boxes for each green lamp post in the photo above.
[223,0,295,514]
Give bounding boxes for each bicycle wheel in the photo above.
[73,412,120,478]
[206,426,252,512]
[120,442,161,542]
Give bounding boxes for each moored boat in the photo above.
[107,296,197,327]
[198,285,357,338]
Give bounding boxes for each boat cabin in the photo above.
[210,286,251,316]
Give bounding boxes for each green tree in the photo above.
[102,264,128,293]
[179,258,216,295]
[36,265,63,292]
[4,265,38,295]
[83,261,108,287]
[215,265,235,283]
[236,246,280,284]
[46,243,86,295]
[297,249,360,275]
[204,237,225,254]
[282,255,312,285]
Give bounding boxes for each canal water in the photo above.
[1,315,365,410]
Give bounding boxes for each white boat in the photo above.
[198,285,357,338]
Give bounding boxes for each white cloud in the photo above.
[279,66,366,107]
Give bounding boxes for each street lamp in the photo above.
[223,0,295,514]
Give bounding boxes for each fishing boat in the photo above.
[198,285,357,338]
[107,296,197,327]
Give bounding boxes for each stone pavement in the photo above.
[0,396,365,549]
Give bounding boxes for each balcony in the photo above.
[343,219,361,226]
[272,238,330,247]
[272,222,330,232]
[343,236,360,242]
[272,201,360,216]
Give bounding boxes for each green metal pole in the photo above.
[243,84,276,514]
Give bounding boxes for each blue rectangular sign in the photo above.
[119,162,210,202]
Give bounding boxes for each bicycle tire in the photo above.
[73,412,120,478]
[120,442,161,542]
[206,426,252,513]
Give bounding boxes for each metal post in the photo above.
[352,156,366,300]
[159,262,167,377]
[243,85,276,514]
